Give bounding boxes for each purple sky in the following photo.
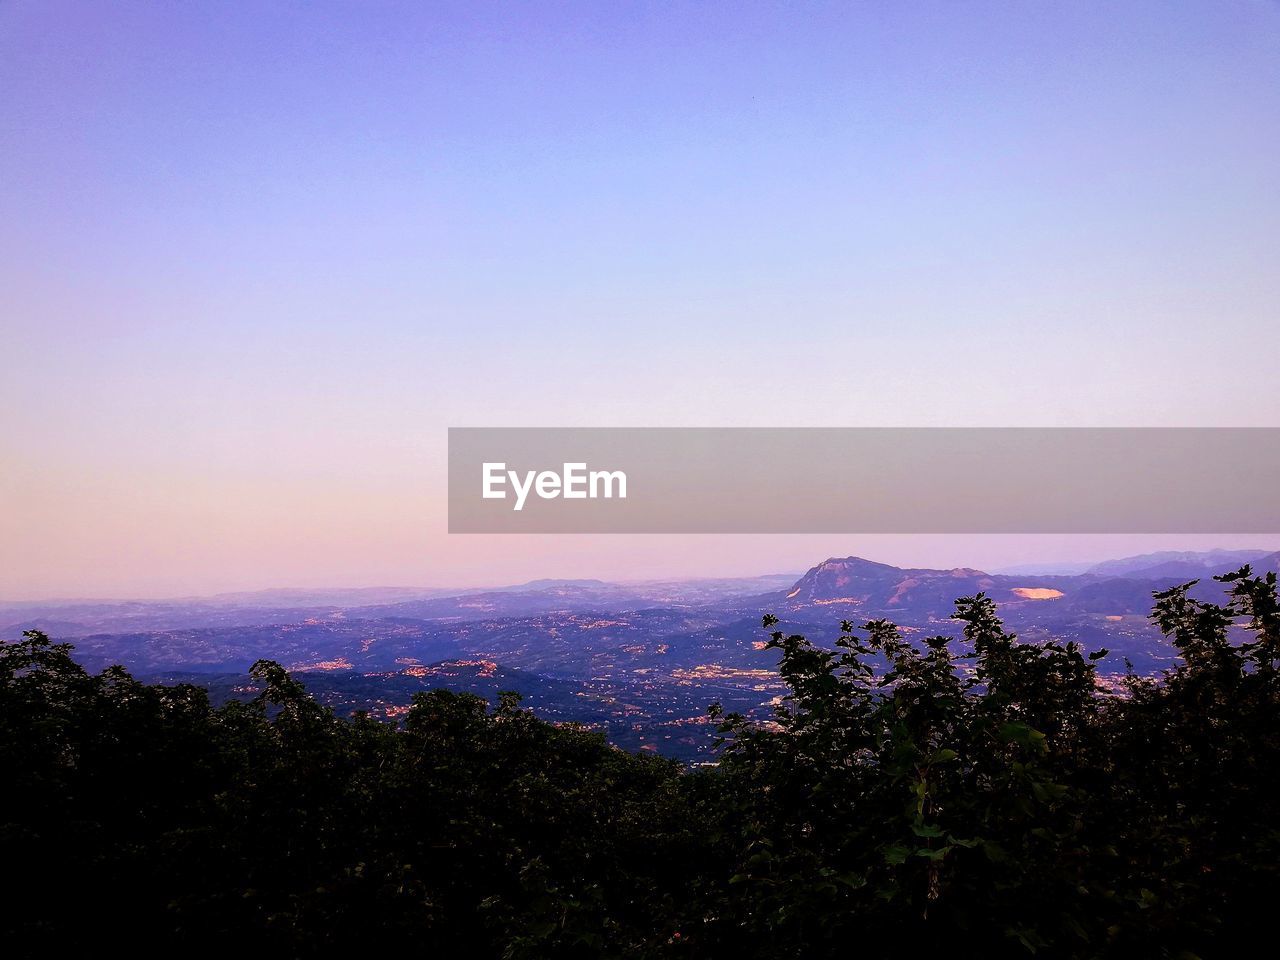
[3,2,1279,599]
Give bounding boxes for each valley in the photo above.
[5,549,1275,761]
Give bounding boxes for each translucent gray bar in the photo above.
[448,428,1280,533]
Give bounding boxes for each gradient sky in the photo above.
[3,1,1280,599]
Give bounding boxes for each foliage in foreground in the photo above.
[2,567,1279,958]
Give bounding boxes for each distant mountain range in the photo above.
[998,549,1276,578]
[0,573,799,638]
[1085,549,1275,579]
[6,548,1277,761]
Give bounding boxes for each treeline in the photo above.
[2,568,1279,958]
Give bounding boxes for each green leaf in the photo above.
[999,721,1048,751]
[883,845,911,865]
[915,845,952,860]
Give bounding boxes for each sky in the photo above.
[3,1,1279,599]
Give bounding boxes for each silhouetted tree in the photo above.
[3,568,1279,957]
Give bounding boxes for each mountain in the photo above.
[1087,549,1273,580]
[1,574,799,640]
[778,556,1079,614]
